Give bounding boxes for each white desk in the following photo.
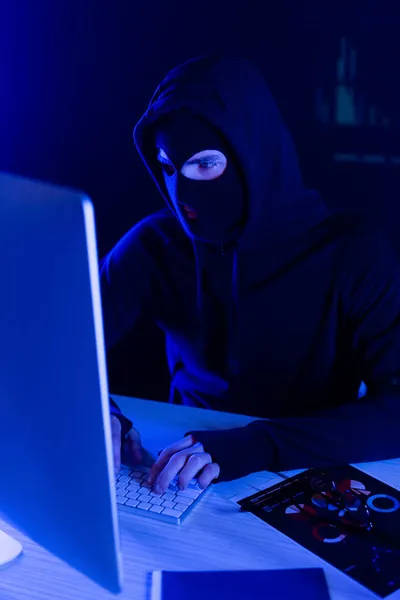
[1,396,399,600]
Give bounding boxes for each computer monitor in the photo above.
[0,172,122,593]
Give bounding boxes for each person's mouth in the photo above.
[182,205,198,220]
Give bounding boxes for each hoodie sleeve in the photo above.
[190,228,400,482]
[100,220,160,427]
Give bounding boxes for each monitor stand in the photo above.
[0,529,23,566]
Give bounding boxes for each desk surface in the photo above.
[1,395,399,600]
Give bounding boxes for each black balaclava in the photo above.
[153,110,245,246]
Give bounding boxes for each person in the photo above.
[102,55,400,496]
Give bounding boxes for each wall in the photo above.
[2,1,399,398]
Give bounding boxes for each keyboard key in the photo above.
[116,482,128,490]
[131,471,144,478]
[138,494,151,502]
[174,503,190,513]
[162,500,176,509]
[177,488,200,499]
[141,480,152,489]
[116,490,127,498]
[162,492,175,502]
[131,478,142,486]
[127,492,139,500]
[149,490,162,496]
[116,496,128,505]
[168,484,179,493]
[138,487,150,496]
[150,497,163,506]
[127,483,140,492]
[137,502,152,511]
[188,481,202,491]
[149,505,163,514]
[162,508,183,518]
[126,498,139,508]
[118,475,131,483]
[174,495,193,506]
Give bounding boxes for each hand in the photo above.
[147,435,220,495]
[111,415,143,475]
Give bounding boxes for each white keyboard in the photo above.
[116,464,206,524]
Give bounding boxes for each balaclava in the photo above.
[154,110,245,245]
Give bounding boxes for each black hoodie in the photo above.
[102,55,400,481]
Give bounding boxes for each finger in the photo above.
[177,452,213,490]
[111,416,122,475]
[123,437,143,465]
[153,452,189,494]
[197,462,220,489]
[148,435,197,484]
[127,425,142,444]
[113,448,121,475]
[121,426,143,466]
[154,444,205,493]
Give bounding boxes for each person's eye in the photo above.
[197,160,220,170]
[181,154,227,180]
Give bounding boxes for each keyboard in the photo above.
[115,464,207,524]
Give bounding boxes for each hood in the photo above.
[133,54,327,256]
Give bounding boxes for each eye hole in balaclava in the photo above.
[153,110,246,244]
[158,147,227,182]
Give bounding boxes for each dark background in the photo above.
[2,0,400,401]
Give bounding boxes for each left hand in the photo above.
[111,415,143,475]
[147,435,220,495]
[122,425,144,466]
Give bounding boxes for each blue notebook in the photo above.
[150,568,330,600]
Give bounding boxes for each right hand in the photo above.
[111,415,143,474]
